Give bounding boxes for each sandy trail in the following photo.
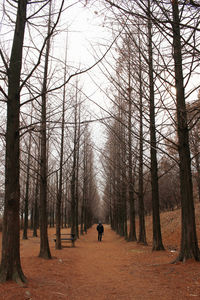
[0,224,200,299]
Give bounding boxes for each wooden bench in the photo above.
[54,233,76,247]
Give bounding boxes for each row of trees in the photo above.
[1,0,200,284]
[101,0,200,262]
[0,0,100,283]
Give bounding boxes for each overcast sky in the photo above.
[58,1,113,144]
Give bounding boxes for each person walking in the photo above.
[96,221,104,242]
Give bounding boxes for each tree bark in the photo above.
[0,0,27,283]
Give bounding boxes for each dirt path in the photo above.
[0,224,200,299]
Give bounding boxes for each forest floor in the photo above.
[1,206,200,299]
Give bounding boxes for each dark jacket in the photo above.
[97,223,104,234]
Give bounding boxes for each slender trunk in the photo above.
[121,139,127,239]
[39,2,52,259]
[75,111,81,238]
[147,0,164,251]
[83,137,88,234]
[127,42,136,241]
[138,37,147,245]
[63,181,68,228]
[23,132,32,240]
[71,145,77,235]
[55,48,67,249]
[71,101,78,236]
[33,153,40,237]
[109,169,113,228]
[71,170,76,235]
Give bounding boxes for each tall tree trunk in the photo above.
[83,135,88,234]
[39,2,52,259]
[75,108,81,238]
[147,0,164,251]
[71,91,78,236]
[33,145,40,237]
[171,0,200,262]
[70,151,77,236]
[127,41,136,241]
[138,36,147,245]
[55,46,67,249]
[108,168,113,227]
[33,177,39,237]
[0,0,27,283]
